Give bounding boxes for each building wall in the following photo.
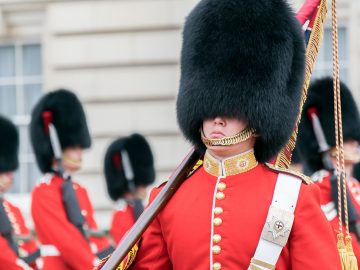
[0,0,359,229]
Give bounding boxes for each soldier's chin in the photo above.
[63,160,82,172]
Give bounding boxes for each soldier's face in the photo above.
[0,172,13,193]
[343,140,360,164]
[202,117,248,139]
[62,146,83,173]
[202,117,256,159]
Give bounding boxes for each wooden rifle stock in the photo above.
[101,148,202,270]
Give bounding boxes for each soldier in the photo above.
[0,115,41,270]
[104,134,155,244]
[29,89,114,270]
[297,77,360,264]
[102,0,342,269]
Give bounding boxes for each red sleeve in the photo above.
[289,183,342,269]
[296,0,321,25]
[31,185,96,270]
[131,187,172,270]
[110,206,135,244]
[78,186,111,252]
[0,236,27,270]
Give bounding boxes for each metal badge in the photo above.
[261,205,294,247]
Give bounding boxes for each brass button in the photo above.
[214,207,223,215]
[217,182,226,191]
[213,234,222,243]
[216,192,225,200]
[214,217,222,226]
[213,262,222,270]
[212,245,221,254]
[81,210,87,216]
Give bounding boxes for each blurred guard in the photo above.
[297,77,360,266]
[30,89,114,270]
[0,115,41,270]
[104,134,155,244]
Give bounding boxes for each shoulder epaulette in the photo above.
[265,163,312,185]
[188,159,203,177]
[310,170,330,183]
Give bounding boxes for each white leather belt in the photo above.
[40,245,61,257]
[249,173,302,270]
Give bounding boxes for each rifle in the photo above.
[101,148,201,270]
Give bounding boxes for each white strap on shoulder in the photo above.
[249,173,302,270]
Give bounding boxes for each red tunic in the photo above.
[110,204,135,244]
[130,157,341,269]
[31,174,111,270]
[0,199,40,269]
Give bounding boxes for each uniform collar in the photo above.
[203,149,258,177]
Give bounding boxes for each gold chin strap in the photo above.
[201,126,256,147]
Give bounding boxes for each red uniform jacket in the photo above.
[31,174,111,270]
[110,204,135,244]
[312,169,360,266]
[130,151,341,270]
[0,200,40,269]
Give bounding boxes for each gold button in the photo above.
[81,210,87,216]
[213,262,222,270]
[213,234,222,243]
[214,207,223,215]
[214,217,222,226]
[217,182,226,191]
[212,245,221,254]
[216,192,225,200]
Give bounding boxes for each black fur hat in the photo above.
[176,0,305,162]
[297,77,360,172]
[104,133,155,201]
[30,89,91,173]
[0,115,19,172]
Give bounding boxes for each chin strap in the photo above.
[200,126,255,147]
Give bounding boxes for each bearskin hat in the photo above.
[30,89,91,173]
[297,77,360,172]
[104,133,155,201]
[176,0,305,162]
[0,115,19,172]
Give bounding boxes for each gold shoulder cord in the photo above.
[331,0,357,267]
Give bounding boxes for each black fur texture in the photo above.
[30,89,91,173]
[176,0,305,162]
[0,115,19,172]
[297,77,360,172]
[354,163,360,181]
[104,133,155,201]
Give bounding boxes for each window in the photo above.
[312,26,348,83]
[0,42,42,193]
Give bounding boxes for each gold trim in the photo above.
[204,150,258,177]
[201,127,255,147]
[250,258,275,270]
[265,163,312,185]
